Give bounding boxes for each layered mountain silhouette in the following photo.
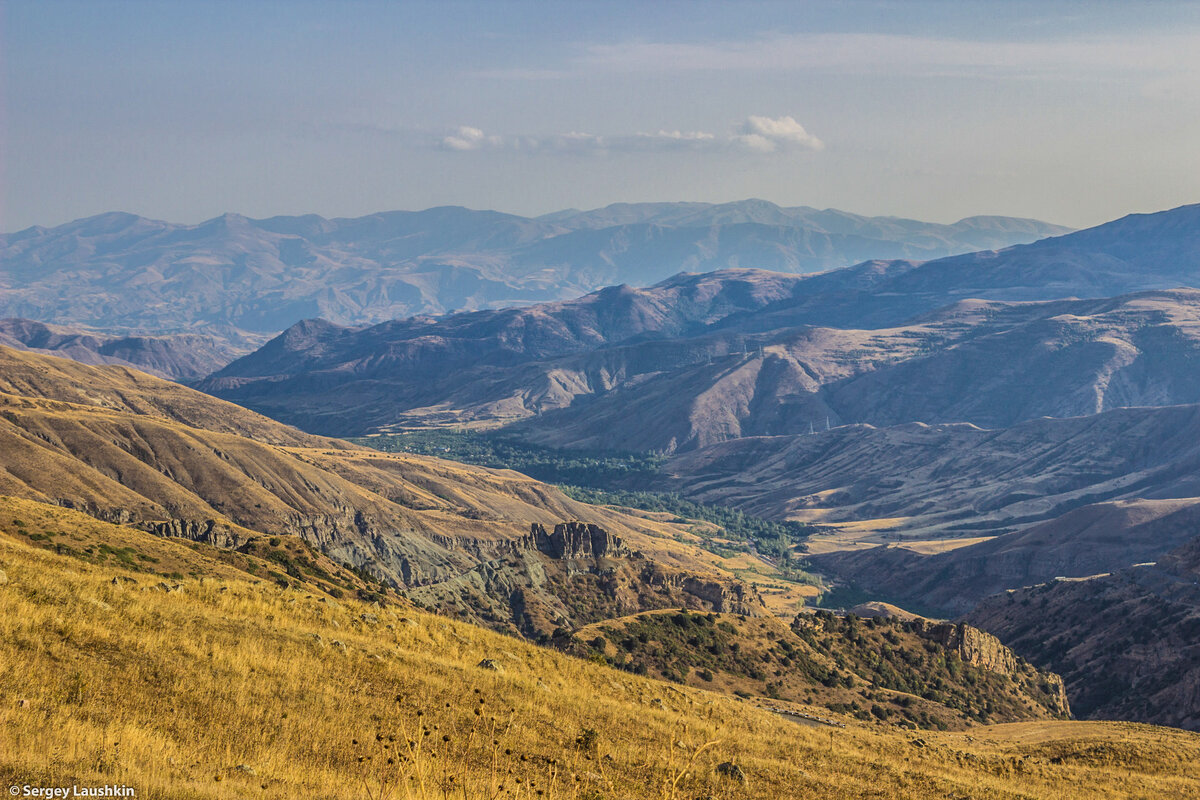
[201,205,1200,442]
[0,201,1067,348]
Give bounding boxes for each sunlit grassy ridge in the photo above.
[2,500,1199,799]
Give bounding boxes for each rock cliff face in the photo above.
[919,622,1018,675]
[143,518,248,550]
[404,520,766,638]
[912,621,1070,716]
[642,568,766,617]
[531,521,631,559]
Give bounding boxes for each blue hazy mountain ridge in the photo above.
[199,204,1200,441]
[0,317,267,382]
[0,200,1069,341]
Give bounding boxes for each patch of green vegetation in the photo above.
[568,609,1065,729]
[813,584,874,610]
[356,431,819,557]
[560,485,816,550]
[96,543,146,567]
[356,430,667,486]
[578,610,807,684]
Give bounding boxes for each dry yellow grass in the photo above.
[3,519,1199,799]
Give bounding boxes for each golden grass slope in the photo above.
[2,504,1199,799]
[0,344,321,446]
[0,496,393,601]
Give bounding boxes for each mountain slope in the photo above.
[6,517,1196,799]
[199,270,811,433]
[202,285,1200,441]
[543,201,1069,251]
[198,204,1200,441]
[652,402,1200,534]
[967,531,1200,731]
[808,498,1200,616]
[0,345,778,638]
[0,318,259,381]
[501,289,1200,451]
[739,202,1200,330]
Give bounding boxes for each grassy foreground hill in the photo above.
[3,500,1199,800]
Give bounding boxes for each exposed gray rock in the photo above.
[716,762,747,784]
[531,522,630,560]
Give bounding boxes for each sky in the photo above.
[3,0,1199,232]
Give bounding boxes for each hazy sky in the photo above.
[4,0,1199,231]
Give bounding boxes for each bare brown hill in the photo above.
[201,282,1200,450]
[0,317,262,381]
[199,204,1200,440]
[499,289,1200,452]
[808,498,1200,616]
[652,403,1200,535]
[0,345,773,638]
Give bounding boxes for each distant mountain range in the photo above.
[189,201,1200,729]
[200,204,1200,441]
[0,200,1069,345]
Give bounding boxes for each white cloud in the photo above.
[440,126,503,151]
[734,116,823,152]
[439,116,821,156]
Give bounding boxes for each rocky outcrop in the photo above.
[914,620,1069,717]
[142,518,248,549]
[53,501,135,525]
[643,567,766,616]
[531,522,631,560]
[918,622,1018,675]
